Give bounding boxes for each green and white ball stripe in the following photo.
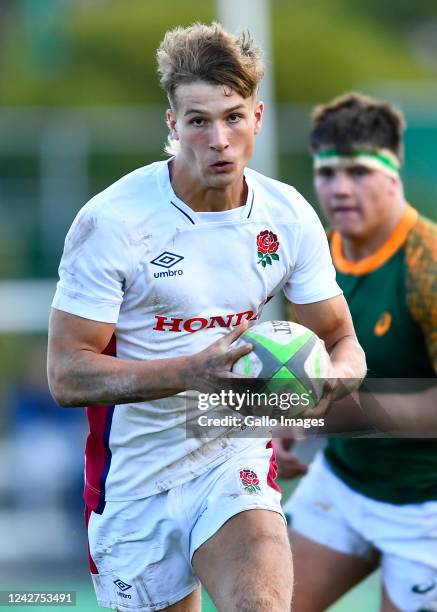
[232,320,330,412]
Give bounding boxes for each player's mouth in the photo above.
[210,160,233,172]
[331,205,360,215]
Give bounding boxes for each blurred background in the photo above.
[0,0,436,609]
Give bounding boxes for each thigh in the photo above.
[290,529,378,612]
[380,586,402,612]
[193,509,292,612]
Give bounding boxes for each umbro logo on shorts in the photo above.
[411,581,435,594]
[113,579,132,592]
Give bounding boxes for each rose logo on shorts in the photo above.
[257,230,280,268]
[239,468,261,494]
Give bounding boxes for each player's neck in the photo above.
[341,199,406,261]
[169,158,247,212]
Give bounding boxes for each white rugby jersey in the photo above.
[52,159,341,509]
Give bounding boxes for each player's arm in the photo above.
[47,308,251,407]
[351,219,437,434]
[308,377,437,437]
[273,294,365,422]
[282,193,365,398]
[405,216,437,374]
[294,294,366,379]
[286,292,436,435]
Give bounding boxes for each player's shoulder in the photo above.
[63,160,168,257]
[407,212,437,245]
[405,210,437,271]
[404,210,437,367]
[83,160,166,222]
[245,167,319,224]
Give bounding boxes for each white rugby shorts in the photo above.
[283,452,437,612]
[86,442,283,611]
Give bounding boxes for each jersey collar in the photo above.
[331,204,418,275]
[159,158,254,225]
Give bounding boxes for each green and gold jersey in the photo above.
[324,204,437,504]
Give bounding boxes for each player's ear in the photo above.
[253,101,264,135]
[166,109,179,141]
[387,174,402,195]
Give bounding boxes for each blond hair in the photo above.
[157,22,264,155]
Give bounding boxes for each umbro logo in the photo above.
[150,251,184,269]
[151,251,184,278]
[114,579,132,591]
[411,581,435,594]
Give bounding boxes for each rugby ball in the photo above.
[232,320,330,413]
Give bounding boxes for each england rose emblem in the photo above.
[257,230,280,268]
[239,468,261,494]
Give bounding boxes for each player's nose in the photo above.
[331,171,353,196]
[209,122,229,151]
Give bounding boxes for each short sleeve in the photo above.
[405,215,437,372]
[52,204,134,323]
[283,195,341,304]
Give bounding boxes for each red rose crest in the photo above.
[239,468,261,494]
[257,230,280,268]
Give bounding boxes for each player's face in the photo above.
[314,164,400,239]
[167,81,263,189]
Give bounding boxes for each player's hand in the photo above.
[299,357,337,419]
[274,438,308,479]
[190,321,253,392]
[299,359,363,419]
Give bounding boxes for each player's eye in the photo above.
[349,165,371,178]
[227,113,242,123]
[190,117,206,127]
[317,167,335,179]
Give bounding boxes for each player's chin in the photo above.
[207,164,239,180]
[334,221,365,239]
[207,173,237,188]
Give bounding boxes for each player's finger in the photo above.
[278,464,308,479]
[280,438,295,451]
[278,455,307,469]
[222,320,250,346]
[226,341,253,365]
[299,399,330,419]
[219,369,252,380]
[276,450,308,471]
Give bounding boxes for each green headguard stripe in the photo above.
[315,149,400,172]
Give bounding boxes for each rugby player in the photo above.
[281,93,437,612]
[47,25,366,612]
